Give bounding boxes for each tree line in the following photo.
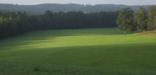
[1,6,155,39]
[0,11,117,39]
[117,6,156,32]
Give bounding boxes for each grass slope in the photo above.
[0,28,156,75]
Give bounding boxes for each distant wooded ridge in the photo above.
[0,3,150,14]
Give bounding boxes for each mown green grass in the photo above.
[0,28,156,75]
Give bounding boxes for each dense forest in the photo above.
[117,6,156,32]
[0,11,117,39]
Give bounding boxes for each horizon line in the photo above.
[0,3,155,6]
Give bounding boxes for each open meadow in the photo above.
[0,28,156,75]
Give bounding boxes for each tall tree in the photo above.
[117,8,135,32]
[134,7,148,32]
[147,6,156,30]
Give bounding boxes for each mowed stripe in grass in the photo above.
[0,28,156,75]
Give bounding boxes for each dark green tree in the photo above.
[147,6,156,30]
[117,8,135,32]
[134,7,148,32]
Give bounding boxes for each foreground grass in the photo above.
[0,28,156,75]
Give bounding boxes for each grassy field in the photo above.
[0,28,156,75]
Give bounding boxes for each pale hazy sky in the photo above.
[0,0,156,5]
